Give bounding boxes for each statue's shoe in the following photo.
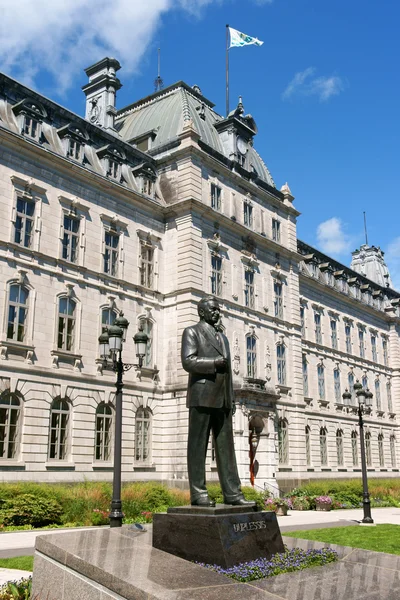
[226,498,257,506]
[191,496,216,507]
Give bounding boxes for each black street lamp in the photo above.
[99,315,148,528]
[343,381,374,524]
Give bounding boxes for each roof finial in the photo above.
[154,48,164,92]
[363,211,369,246]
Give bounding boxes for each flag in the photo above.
[229,27,263,49]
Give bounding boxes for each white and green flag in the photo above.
[229,27,264,48]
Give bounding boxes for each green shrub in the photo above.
[0,576,32,600]
[0,495,62,528]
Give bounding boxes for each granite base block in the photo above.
[152,506,285,568]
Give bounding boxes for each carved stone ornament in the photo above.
[89,96,102,124]
[265,344,272,381]
[233,334,240,375]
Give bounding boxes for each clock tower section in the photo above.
[214,96,258,171]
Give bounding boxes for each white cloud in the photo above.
[0,0,216,94]
[283,67,344,102]
[316,217,352,257]
[385,237,400,291]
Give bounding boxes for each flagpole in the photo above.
[226,24,229,117]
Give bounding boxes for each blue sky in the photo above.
[1,0,399,286]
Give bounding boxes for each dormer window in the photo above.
[108,158,121,180]
[142,177,153,197]
[97,145,125,182]
[24,116,39,139]
[12,98,47,142]
[69,139,82,161]
[128,130,158,153]
[58,124,88,164]
[132,163,157,199]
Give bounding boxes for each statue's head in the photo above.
[198,296,220,326]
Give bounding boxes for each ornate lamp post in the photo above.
[343,381,374,524]
[99,315,148,528]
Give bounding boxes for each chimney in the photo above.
[82,57,122,131]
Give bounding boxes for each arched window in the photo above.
[135,407,152,462]
[246,335,257,378]
[101,308,117,333]
[278,419,288,465]
[351,431,358,467]
[390,435,396,468]
[95,403,113,461]
[276,343,286,385]
[48,398,70,460]
[139,319,153,368]
[320,428,328,465]
[305,425,311,465]
[57,297,76,351]
[365,432,372,467]
[317,365,325,400]
[0,392,21,459]
[378,434,384,467]
[336,430,344,466]
[7,285,29,342]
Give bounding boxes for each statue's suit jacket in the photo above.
[181,320,234,410]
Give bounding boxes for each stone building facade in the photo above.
[0,59,398,491]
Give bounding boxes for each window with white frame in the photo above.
[243,200,253,228]
[95,403,113,461]
[378,433,384,467]
[390,435,396,468]
[387,380,393,413]
[359,328,365,358]
[302,355,308,396]
[246,334,257,378]
[14,196,35,248]
[365,432,372,467]
[317,364,325,400]
[61,215,80,263]
[345,324,352,354]
[139,319,153,368]
[375,379,381,411]
[277,343,286,385]
[57,297,76,351]
[211,254,222,296]
[274,281,283,319]
[314,312,322,345]
[278,419,288,464]
[101,307,117,332]
[336,430,344,466]
[135,406,152,462]
[0,392,21,459]
[351,431,358,467]
[348,372,355,403]
[305,426,311,465]
[330,319,338,349]
[211,183,222,211]
[7,284,29,342]
[139,242,154,289]
[48,398,69,460]
[362,375,368,390]
[382,338,389,367]
[300,305,305,337]
[272,219,281,243]
[103,230,119,277]
[320,428,328,465]
[334,368,341,401]
[371,335,377,362]
[244,269,255,309]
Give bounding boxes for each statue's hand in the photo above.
[215,356,228,372]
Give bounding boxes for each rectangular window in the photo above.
[330,320,337,349]
[382,339,389,366]
[68,139,82,161]
[244,270,255,309]
[108,159,120,180]
[274,281,283,319]
[272,219,281,243]
[243,201,253,228]
[246,335,257,378]
[375,380,381,411]
[387,381,393,413]
[57,298,75,352]
[359,329,365,358]
[142,178,154,197]
[348,373,355,404]
[302,355,308,396]
[317,365,325,400]
[277,344,286,385]
[211,183,221,211]
[139,243,154,288]
[371,336,377,362]
[314,313,322,345]
[300,306,305,337]
[62,215,80,263]
[211,255,222,296]
[23,116,39,139]
[345,325,352,354]
[334,369,341,401]
[14,197,35,248]
[104,231,119,277]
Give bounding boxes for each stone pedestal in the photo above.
[153,504,285,568]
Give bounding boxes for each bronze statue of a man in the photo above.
[181,296,255,507]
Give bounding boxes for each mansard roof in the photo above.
[115,81,275,189]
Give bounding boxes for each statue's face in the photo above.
[200,300,220,326]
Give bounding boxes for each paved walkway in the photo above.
[1,508,400,588]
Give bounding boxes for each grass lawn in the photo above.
[287,524,400,555]
[0,556,34,572]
